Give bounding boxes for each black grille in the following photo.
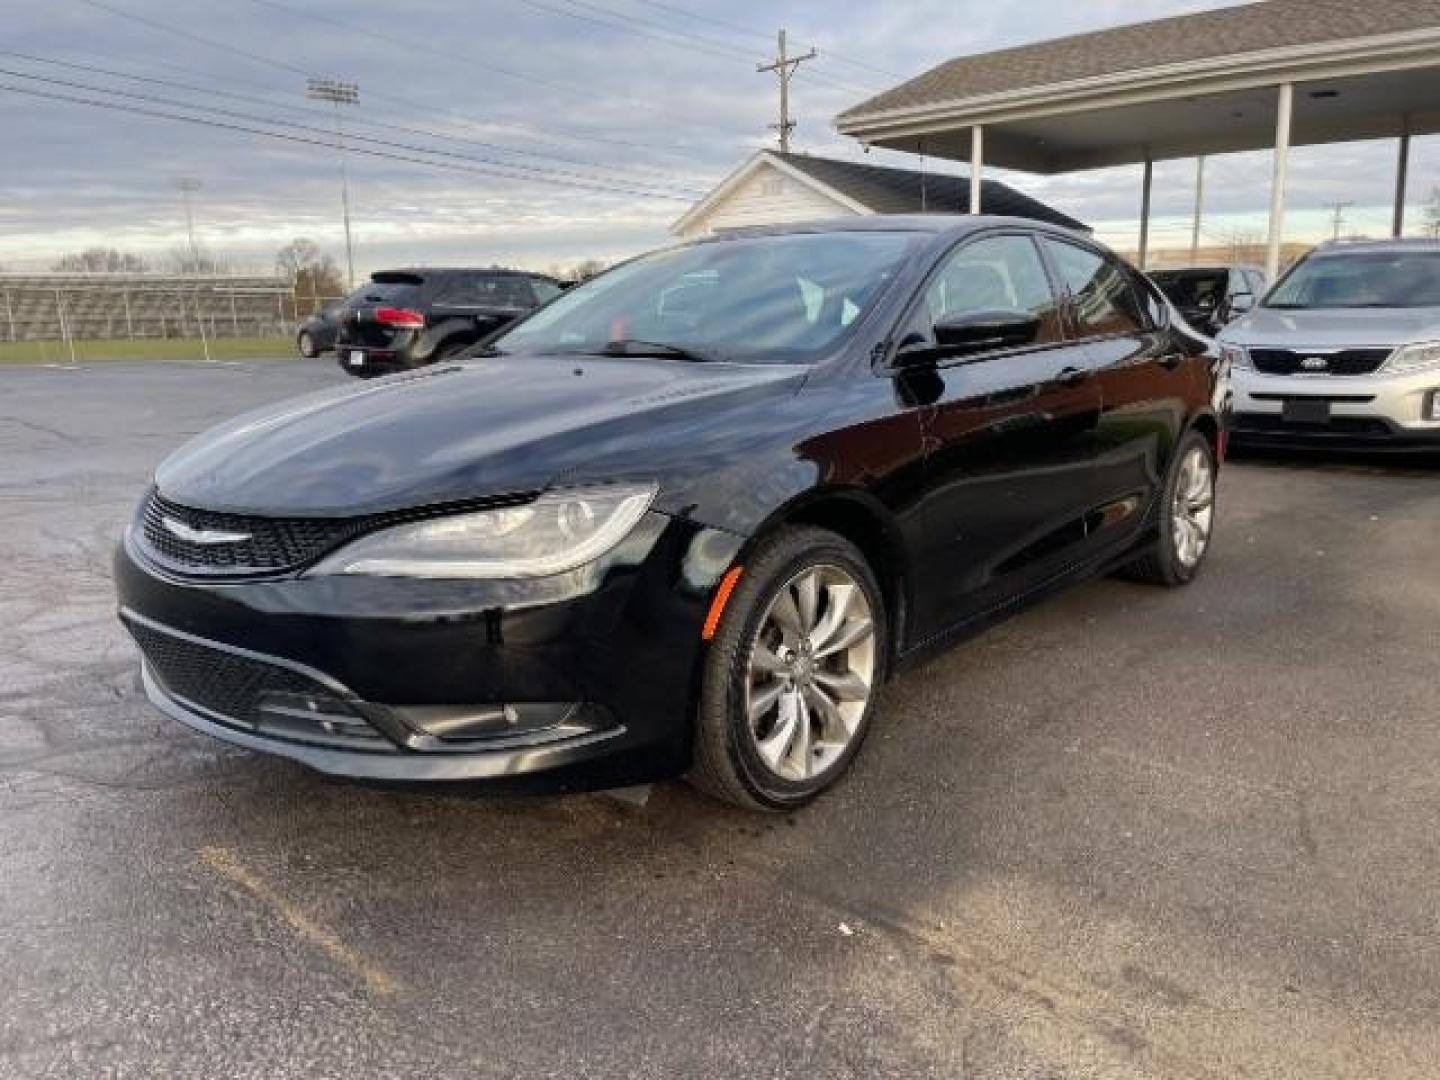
[126,617,385,747]
[1250,348,1390,376]
[1233,414,1394,437]
[140,491,366,576]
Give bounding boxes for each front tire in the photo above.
[689,527,888,812]
[1124,430,1217,586]
[297,331,318,359]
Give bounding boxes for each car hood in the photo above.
[155,355,808,517]
[1220,305,1440,347]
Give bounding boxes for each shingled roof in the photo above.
[770,152,1088,231]
[839,0,1440,121]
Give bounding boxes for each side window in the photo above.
[1045,241,1146,338]
[434,277,484,307]
[920,234,1064,347]
[1245,269,1266,296]
[532,279,563,305]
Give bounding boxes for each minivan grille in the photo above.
[1249,348,1390,376]
[125,617,385,747]
[139,491,366,576]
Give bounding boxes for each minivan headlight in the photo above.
[309,483,657,579]
[1385,342,1440,375]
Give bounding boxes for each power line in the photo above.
[0,66,704,198]
[77,0,749,153]
[624,0,905,81]
[0,50,701,187]
[519,0,880,97]
[241,0,751,138]
[0,80,699,202]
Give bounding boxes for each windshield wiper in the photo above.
[588,339,715,362]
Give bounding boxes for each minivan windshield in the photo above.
[492,231,920,363]
[1265,251,1440,309]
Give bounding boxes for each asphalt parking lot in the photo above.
[1,357,1437,1079]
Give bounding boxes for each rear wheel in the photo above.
[690,527,887,811]
[1124,430,1216,586]
[297,331,317,358]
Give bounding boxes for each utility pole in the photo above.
[307,78,360,289]
[175,177,202,269]
[1327,200,1354,241]
[756,30,816,154]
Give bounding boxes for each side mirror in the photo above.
[1226,291,1255,318]
[896,308,1041,367]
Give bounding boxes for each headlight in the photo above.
[1384,341,1440,375]
[309,483,657,579]
[1221,344,1250,370]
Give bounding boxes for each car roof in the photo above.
[1311,238,1440,257]
[371,268,559,281]
[697,213,1093,245]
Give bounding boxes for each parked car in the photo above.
[335,268,564,377]
[296,300,344,358]
[1220,239,1440,448]
[115,217,1225,811]
[1150,265,1265,335]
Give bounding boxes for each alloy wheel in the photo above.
[744,564,876,782]
[1172,445,1215,569]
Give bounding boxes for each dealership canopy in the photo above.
[835,0,1440,275]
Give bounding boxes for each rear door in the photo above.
[337,273,426,348]
[904,231,1108,640]
[1042,238,1192,549]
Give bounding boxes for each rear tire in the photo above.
[1123,430,1217,587]
[689,527,888,812]
[297,331,317,359]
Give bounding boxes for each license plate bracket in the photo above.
[1283,398,1330,425]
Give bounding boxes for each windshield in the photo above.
[1265,252,1440,309]
[492,231,920,363]
[1151,270,1228,310]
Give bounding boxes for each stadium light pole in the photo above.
[306,78,359,289]
[175,177,202,269]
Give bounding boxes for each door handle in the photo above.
[1158,353,1184,369]
[1056,365,1093,386]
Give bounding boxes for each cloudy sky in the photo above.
[3,0,1435,276]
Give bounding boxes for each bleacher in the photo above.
[0,273,292,341]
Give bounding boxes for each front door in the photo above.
[902,232,1107,642]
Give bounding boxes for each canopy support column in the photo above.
[1138,153,1153,270]
[1393,118,1411,238]
[970,125,983,214]
[1190,155,1206,263]
[1266,82,1293,280]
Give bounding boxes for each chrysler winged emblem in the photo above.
[161,516,251,546]
[1300,355,1329,371]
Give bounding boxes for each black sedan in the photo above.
[296,300,345,358]
[116,217,1226,811]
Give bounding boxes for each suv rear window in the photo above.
[356,274,423,305]
[435,276,535,308]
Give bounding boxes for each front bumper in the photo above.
[115,511,744,791]
[1231,366,1440,447]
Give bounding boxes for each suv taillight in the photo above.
[374,306,424,329]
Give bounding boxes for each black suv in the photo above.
[1150,266,1265,335]
[335,268,564,377]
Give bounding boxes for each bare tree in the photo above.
[51,247,149,273]
[162,242,230,275]
[1424,186,1440,239]
[276,239,345,316]
[548,258,608,283]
